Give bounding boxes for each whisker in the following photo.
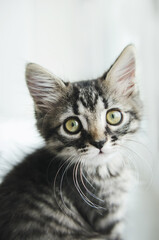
[118,144,153,190]
[59,161,74,213]
[81,169,96,190]
[73,162,95,208]
[53,160,69,213]
[124,137,152,154]
[118,147,140,183]
[73,162,97,208]
[80,165,104,202]
[53,154,77,215]
[73,161,105,210]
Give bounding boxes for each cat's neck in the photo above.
[83,152,126,181]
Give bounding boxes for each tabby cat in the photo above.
[0,45,142,240]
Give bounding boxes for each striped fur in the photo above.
[0,45,142,240]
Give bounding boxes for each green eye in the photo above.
[64,118,81,134]
[106,109,123,125]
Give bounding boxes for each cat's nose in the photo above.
[92,140,106,149]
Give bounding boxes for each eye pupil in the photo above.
[72,121,77,127]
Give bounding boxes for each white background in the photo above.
[0,1,159,239]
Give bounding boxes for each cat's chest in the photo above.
[64,166,131,233]
[46,163,131,236]
[82,165,131,199]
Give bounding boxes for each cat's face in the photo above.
[26,45,142,170]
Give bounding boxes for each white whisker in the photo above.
[73,161,105,210]
[118,144,153,190]
[80,165,104,203]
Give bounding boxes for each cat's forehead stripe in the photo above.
[80,88,97,111]
[72,82,107,114]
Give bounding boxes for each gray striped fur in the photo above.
[0,45,142,240]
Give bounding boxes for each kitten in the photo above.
[0,45,142,240]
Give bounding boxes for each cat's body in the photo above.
[0,45,142,239]
[0,148,130,240]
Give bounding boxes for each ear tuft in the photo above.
[106,45,136,97]
[26,63,67,112]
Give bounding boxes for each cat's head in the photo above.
[26,45,142,172]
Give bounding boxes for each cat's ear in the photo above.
[26,63,68,112]
[105,45,136,98]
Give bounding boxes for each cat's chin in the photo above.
[82,150,120,167]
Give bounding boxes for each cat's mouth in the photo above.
[99,149,104,154]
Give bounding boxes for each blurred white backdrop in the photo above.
[0,0,159,239]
